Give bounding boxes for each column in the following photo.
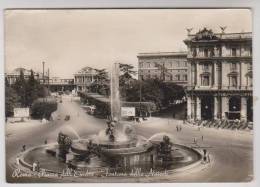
[196,96,201,120]
[240,61,247,88]
[196,62,200,87]
[187,96,191,120]
[221,96,229,119]
[214,62,218,88]
[241,97,247,121]
[191,97,195,120]
[214,96,219,119]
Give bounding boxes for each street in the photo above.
[5,95,253,182]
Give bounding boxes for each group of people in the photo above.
[176,125,182,132]
[32,160,41,172]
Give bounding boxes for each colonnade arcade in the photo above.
[187,92,253,122]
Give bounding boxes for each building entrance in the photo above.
[201,96,214,120]
[228,96,241,120]
[247,97,253,122]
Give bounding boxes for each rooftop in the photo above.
[185,28,252,42]
[137,51,187,58]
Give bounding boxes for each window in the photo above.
[204,49,209,57]
[230,76,237,87]
[183,75,187,81]
[170,75,173,81]
[230,63,237,71]
[147,74,151,79]
[231,48,237,56]
[248,63,252,71]
[203,64,209,71]
[140,75,144,80]
[176,74,180,81]
[184,61,187,67]
[139,62,143,68]
[192,49,197,57]
[210,48,214,57]
[202,75,209,86]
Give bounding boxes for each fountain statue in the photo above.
[57,132,72,161]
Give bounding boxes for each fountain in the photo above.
[17,63,202,177]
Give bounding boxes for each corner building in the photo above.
[184,28,252,122]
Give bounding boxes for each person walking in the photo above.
[16,156,20,167]
[207,153,211,163]
[32,162,37,172]
[22,145,26,152]
[201,135,204,141]
[193,137,197,144]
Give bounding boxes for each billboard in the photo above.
[121,107,135,117]
[13,108,30,118]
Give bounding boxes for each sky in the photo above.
[4,9,252,78]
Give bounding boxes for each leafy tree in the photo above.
[25,70,40,106]
[90,68,109,95]
[5,77,19,117]
[119,63,137,100]
[13,69,27,107]
[124,79,185,111]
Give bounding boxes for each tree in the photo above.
[119,63,137,100]
[25,70,40,106]
[5,77,19,117]
[90,68,109,95]
[13,69,27,107]
[124,79,185,111]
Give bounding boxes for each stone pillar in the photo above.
[187,96,192,120]
[191,97,195,120]
[196,62,200,87]
[240,61,247,87]
[214,62,218,88]
[241,97,247,121]
[196,97,201,120]
[214,96,219,119]
[221,96,229,119]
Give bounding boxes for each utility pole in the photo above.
[139,79,142,118]
[47,68,50,89]
[42,61,45,84]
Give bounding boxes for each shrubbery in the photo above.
[31,98,57,120]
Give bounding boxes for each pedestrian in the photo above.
[180,126,182,131]
[16,156,20,167]
[36,161,40,172]
[176,126,179,132]
[203,155,207,163]
[201,135,204,141]
[32,162,37,172]
[22,145,26,152]
[44,139,48,144]
[207,153,211,163]
[193,137,197,144]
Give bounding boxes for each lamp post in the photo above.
[42,61,45,84]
